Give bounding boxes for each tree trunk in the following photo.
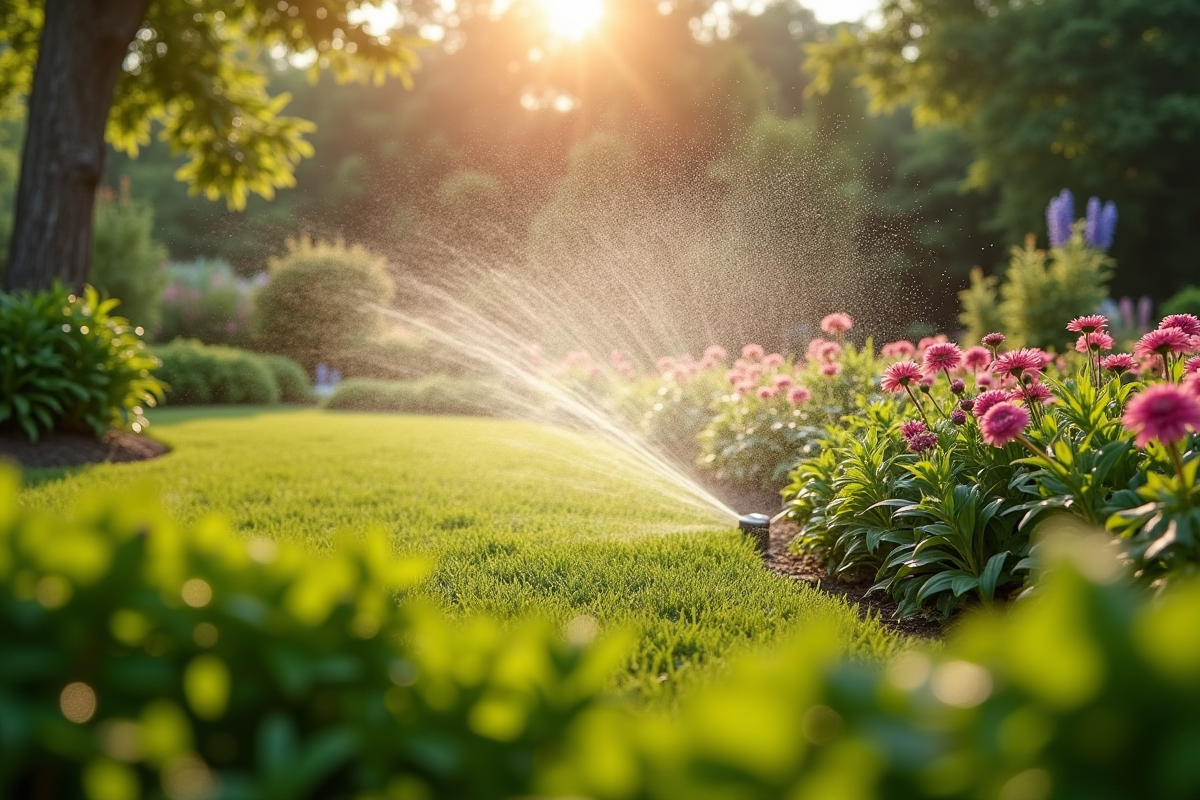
[3,0,150,292]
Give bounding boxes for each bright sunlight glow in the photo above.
[539,0,605,41]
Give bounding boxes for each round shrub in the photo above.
[1161,285,1200,318]
[260,354,313,403]
[153,340,279,406]
[0,285,162,441]
[253,238,395,374]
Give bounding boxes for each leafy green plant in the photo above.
[152,339,280,406]
[0,285,162,441]
[253,238,395,374]
[89,183,169,331]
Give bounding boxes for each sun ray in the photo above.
[538,0,604,41]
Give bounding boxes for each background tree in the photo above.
[0,0,421,291]
[808,0,1200,299]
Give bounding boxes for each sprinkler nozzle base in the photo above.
[738,513,771,554]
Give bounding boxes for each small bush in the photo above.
[326,376,502,417]
[1161,285,1200,318]
[153,340,279,406]
[89,183,169,332]
[156,259,262,346]
[259,354,313,403]
[253,238,395,374]
[0,285,162,441]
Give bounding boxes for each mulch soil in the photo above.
[0,430,170,469]
[764,519,945,640]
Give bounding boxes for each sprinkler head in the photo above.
[738,513,771,554]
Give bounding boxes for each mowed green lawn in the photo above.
[18,408,905,701]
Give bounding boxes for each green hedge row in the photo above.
[4,471,1200,799]
[152,340,312,406]
[325,376,504,418]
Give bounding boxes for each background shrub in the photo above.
[153,340,280,406]
[253,238,395,373]
[156,259,262,346]
[89,183,169,332]
[259,354,313,403]
[325,376,503,417]
[1161,285,1200,318]
[0,286,162,440]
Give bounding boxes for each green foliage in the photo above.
[89,185,169,331]
[0,285,161,441]
[325,377,501,418]
[1162,285,1200,318]
[260,354,314,404]
[616,368,729,464]
[959,229,1113,351]
[156,259,261,346]
[152,340,280,406]
[253,238,395,374]
[0,0,422,211]
[0,467,618,800]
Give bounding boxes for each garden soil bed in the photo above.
[764,519,945,640]
[0,430,170,469]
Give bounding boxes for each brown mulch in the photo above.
[0,430,170,469]
[764,519,946,640]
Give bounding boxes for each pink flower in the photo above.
[950,379,966,395]
[656,356,675,373]
[820,362,844,377]
[976,374,994,389]
[1186,357,1200,375]
[787,385,812,405]
[881,361,923,393]
[1066,315,1109,333]
[1135,327,1193,359]
[813,341,842,363]
[980,402,1031,447]
[963,346,992,370]
[900,420,928,439]
[742,344,765,360]
[1014,381,1055,405]
[907,431,939,453]
[1075,332,1114,353]
[1122,384,1200,448]
[992,348,1045,381]
[917,335,949,354]
[773,374,794,389]
[922,342,964,375]
[610,349,628,367]
[981,332,1006,348]
[699,355,720,370]
[735,381,756,396]
[704,345,728,362]
[725,369,742,385]
[821,313,854,334]
[763,353,786,367]
[757,386,777,400]
[806,338,831,361]
[1160,314,1200,337]
[1101,353,1137,374]
[973,389,1013,420]
[951,409,968,425]
[881,340,916,359]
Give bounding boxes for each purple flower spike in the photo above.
[1100,201,1118,249]
[1085,196,1118,250]
[1046,189,1075,248]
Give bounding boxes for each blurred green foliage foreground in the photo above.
[6,471,1200,798]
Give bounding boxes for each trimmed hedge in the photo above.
[153,340,312,406]
[325,376,502,417]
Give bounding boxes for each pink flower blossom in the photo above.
[964,346,992,370]
[907,431,939,453]
[735,380,756,396]
[918,334,949,353]
[1160,314,1200,337]
[806,338,831,361]
[992,348,1045,380]
[1075,332,1114,353]
[976,374,994,389]
[820,362,844,377]
[742,344,765,360]
[704,345,728,361]
[1014,381,1055,406]
[773,374,794,389]
[881,340,916,359]
[787,385,812,405]
[820,313,854,334]
[922,342,964,376]
[610,349,628,367]
[1066,315,1109,333]
[725,370,741,385]
[814,341,842,363]
[900,420,928,439]
[973,389,1012,420]
[881,361,923,393]
[757,386,777,400]
[1135,327,1193,359]
[1101,353,1137,374]
[951,409,968,425]
[950,379,966,395]
[763,353,786,367]
[981,332,1006,348]
[656,356,675,373]
[1186,357,1200,375]
[980,402,1031,447]
[1122,383,1200,448]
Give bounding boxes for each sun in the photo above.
[538,0,604,41]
